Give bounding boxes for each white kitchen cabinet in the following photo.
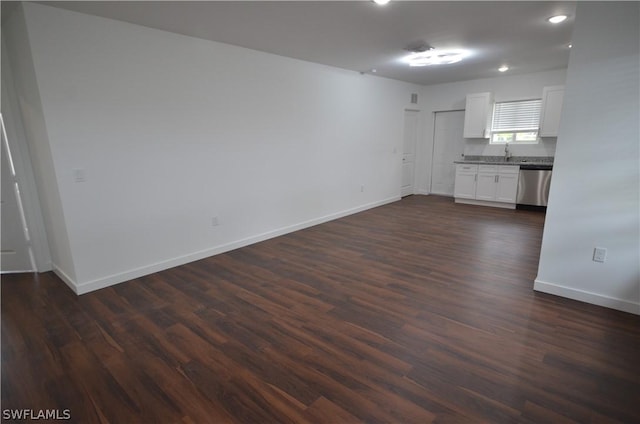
[539,85,565,137]
[453,164,478,199]
[454,164,519,207]
[463,92,493,138]
[475,165,499,201]
[495,166,520,203]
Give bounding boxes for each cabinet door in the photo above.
[463,92,493,138]
[539,86,565,137]
[496,173,519,203]
[454,165,478,199]
[475,173,498,201]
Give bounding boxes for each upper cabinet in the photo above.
[463,92,493,138]
[539,85,565,137]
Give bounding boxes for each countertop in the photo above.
[454,155,554,168]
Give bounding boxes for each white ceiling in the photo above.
[41,1,576,86]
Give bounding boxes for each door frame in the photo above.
[1,42,52,272]
[401,108,420,197]
[1,113,36,272]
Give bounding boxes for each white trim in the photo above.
[416,190,431,195]
[400,188,415,197]
[454,198,516,209]
[52,264,79,294]
[534,279,640,315]
[71,196,401,295]
[0,270,35,275]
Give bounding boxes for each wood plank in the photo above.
[2,196,639,423]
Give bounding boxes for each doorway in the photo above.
[401,109,419,197]
[1,114,35,273]
[431,110,466,196]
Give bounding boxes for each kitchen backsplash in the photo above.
[463,137,557,158]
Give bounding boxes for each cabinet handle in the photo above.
[475,174,477,182]
[495,175,498,183]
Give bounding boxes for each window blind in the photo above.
[491,99,541,132]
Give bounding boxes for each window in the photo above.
[490,99,541,143]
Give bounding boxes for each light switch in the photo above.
[73,169,86,183]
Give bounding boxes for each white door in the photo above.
[1,115,34,273]
[431,111,466,196]
[401,110,418,197]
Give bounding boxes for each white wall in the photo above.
[535,2,639,315]
[2,5,75,280]
[417,69,566,194]
[9,3,421,293]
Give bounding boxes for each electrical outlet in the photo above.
[211,216,219,227]
[593,247,607,263]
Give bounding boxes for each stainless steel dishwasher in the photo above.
[516,164,553,208]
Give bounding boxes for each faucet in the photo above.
[504,143,511,161]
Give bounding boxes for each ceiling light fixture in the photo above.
[372,0,390,5]
[498,65,509,72]
[568,43,573,48]
[548,15,568,24]
[402,49,471,67]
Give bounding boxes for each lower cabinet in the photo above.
[495,167,519,203]
[475,166,499,201]
[454,164,519,207]
[453,164,478,199]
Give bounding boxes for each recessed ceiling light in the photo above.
[373,0,390,5]
[567,43,573,48]
[371,69,377,73]
[548,15,568,24]
[402,49,471,67]
[498,65,509,72]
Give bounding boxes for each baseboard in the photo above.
[534,279,640,315]
[0,269,35,274]
[429,191,453,197]
[454,198,516,209]
[74,196,401,295]
[39,261,53,273]
[52,264,79,295]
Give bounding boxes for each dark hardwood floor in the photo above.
[2,195,639,423]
